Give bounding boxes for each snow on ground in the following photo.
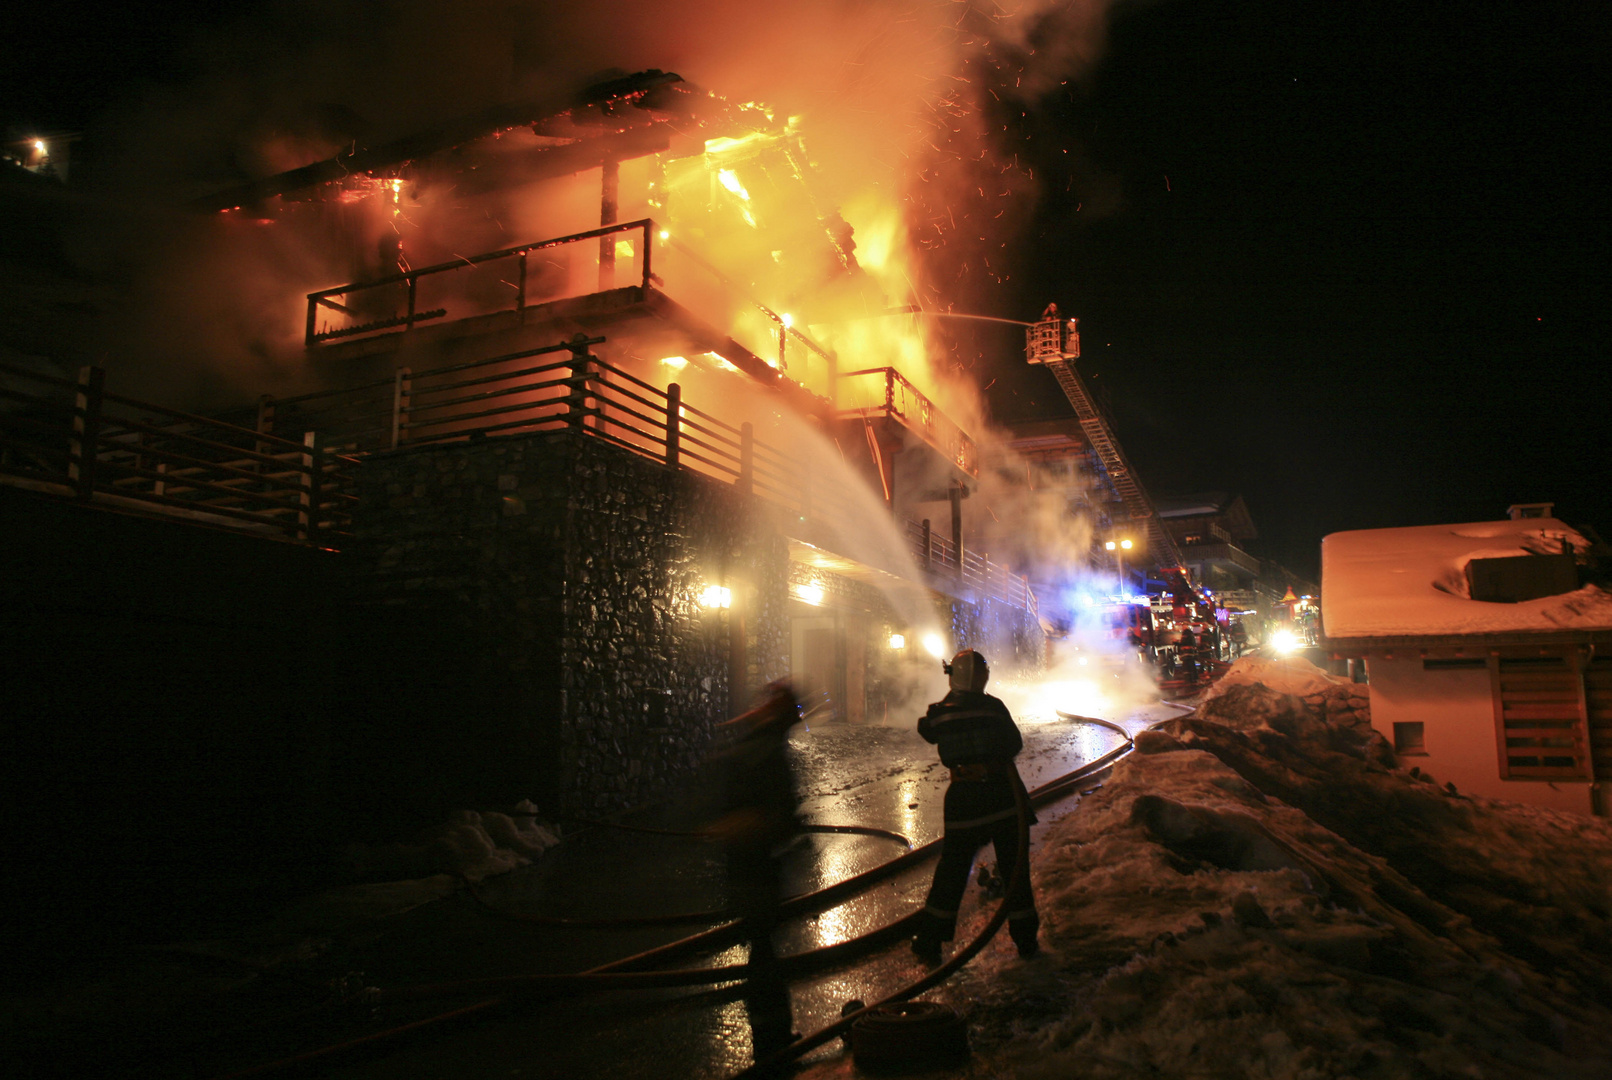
[939,659,1612,1079]
[1199,653,1347,701]
[345,800,560,884]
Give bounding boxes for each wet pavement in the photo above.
[299,701,1183,1080]
[17,700,1185,1079]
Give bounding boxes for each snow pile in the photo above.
[947,677,1612,1079]
[1200,654,1348,702]
[346,800,560,884]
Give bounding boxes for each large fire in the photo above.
[267,80,978,440]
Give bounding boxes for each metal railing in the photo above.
[0,361,355,543]
[304,219,656,347]
[839,366,979,478]
[904,518,1038,615]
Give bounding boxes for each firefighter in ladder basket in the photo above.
[911,650,1040,964]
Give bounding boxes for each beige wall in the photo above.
[1366,655,1593,815]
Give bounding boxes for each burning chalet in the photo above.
[3,71,1193,822]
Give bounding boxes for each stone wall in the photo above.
[348,431,788,818]
[950,595,1046,674]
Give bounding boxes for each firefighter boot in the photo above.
[1010,916,1040,959]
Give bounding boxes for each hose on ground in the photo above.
[733,764,1036,1079]
[205,715,1139,1079]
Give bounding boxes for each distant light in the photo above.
[794,582,824,606]
[660,355,689,370]
[922,633,947,659]
[658,229,670,240]
[1120,539,1133,550]
[780,312,794,329]
[699,585,731,609]
[888,634,905,650]
[1104,541,1116,551]
[615,239,634,259]
[1271,628,1301,655]
[1078,657,1088,666]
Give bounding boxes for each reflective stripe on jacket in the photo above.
[917,691,1023,768]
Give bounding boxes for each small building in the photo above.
[1322,508,1612,816]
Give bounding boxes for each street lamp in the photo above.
[1104,537,1134,598]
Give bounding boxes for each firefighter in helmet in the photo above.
[912,649,1040,964]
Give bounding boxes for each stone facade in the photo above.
[346,428,1041,818]
[348,431,788,817]
[950,595,1046,672]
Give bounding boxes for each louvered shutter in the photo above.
[1492,655,1590,780]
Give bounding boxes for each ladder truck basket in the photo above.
[1025,315,1078,364]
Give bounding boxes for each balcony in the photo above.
[837,366,978,480]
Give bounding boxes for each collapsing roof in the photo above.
[1321,517,1612,642]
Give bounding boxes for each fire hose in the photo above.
[734,764,1036,1079]
[207,714,1166,1080]
[455,821,911,929]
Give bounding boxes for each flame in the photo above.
[717,170,749,200]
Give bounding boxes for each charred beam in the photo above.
[192,70,684,212]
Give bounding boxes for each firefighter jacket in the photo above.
[917,691,1023,768]
[707,693,801,856]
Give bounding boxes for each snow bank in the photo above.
[346,800,560,884]
[1322,517,1612,638]
[942,673,1612,1079]
[1200,654,1347,702]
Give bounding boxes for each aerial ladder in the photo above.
[1025,306,1184,573]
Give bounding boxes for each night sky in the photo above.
[6,1,1608,577]
[979,0,1611,575]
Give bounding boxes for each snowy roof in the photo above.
[1155,491,1233,518]
[1321,517,1612,641]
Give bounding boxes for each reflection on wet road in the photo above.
[329,704,1179,1079]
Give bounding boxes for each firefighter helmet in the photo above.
[942,649,989,693]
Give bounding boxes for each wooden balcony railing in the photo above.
[839,366,979,478]
[254,338,1035,613]
[0,361,355,544]
[304,219,656,347]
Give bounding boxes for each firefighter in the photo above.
[1178,624,1199,683]
[706,682,803,1064]
[911,650,1040,964]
